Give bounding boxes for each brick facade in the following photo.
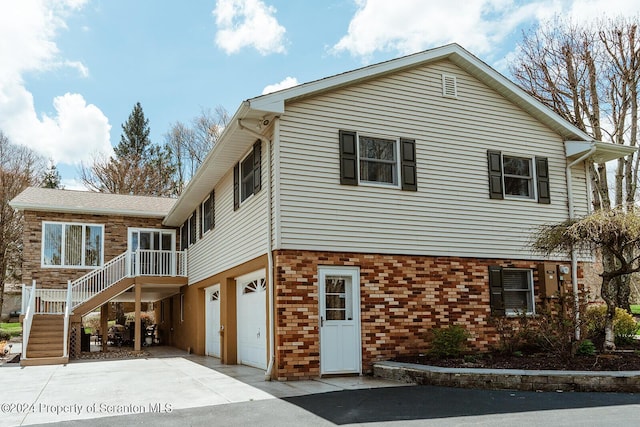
[22,211,173,289]
[273,250,581,380]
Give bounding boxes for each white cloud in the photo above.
[213,0,287,55]
[0,0,111,165]
[262,76,299,94]
[332,0,640,60]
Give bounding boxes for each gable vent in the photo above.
[442,74,458,98]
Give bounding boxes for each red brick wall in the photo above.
[273,250,581,380]
[22,210,173,289]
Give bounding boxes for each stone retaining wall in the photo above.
[374,361,640,393]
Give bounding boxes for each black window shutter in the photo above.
[233,163,240,211]
[488,266,505,315]
[199,207,203,239]
[487,150,504,199]
[253,140,262,193]
[535,156,550,204]
[400,138,417,191]
[339,130,358,185]
[210,190,215,229]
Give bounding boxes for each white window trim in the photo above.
[356,133,401,189]
[41,221,105,269]
[503,268,535,316]
[127,228,176,252]
[239,149,256,204]
[502,153,538,202]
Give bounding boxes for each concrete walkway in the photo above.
[0,347,406,427]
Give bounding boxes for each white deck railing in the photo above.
[70,250,186,310]
[22,281,37,356]
[70,251,129,309]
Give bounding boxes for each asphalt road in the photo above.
[30,384,640,427]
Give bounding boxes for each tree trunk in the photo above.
[600,246,618,351]
[615,274,632,312]
[600,272,617,351]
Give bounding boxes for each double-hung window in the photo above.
[339,130,417,191]
[241,152,255,201]
[201,191,215,236]
[180,212,197,250]
[359,136,398,185]
[42,222,104,268]
[233,140,262,210]
[487,150,550,203]
[489,266,535,315]
[503,156,533,198]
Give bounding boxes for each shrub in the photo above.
[575,339,596,356]
[583,305,638,346]
[428,325,471,358]
[491,293,588,358]
[0,331,10,342]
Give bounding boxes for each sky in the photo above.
[1,0,639,190]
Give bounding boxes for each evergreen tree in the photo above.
[80,102,176,196]
[115,102,151,160]
[41,159,63,189]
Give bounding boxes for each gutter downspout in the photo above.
[566,144,596,341]
[238,118,276,381]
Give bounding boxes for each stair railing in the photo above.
[70,251,129,310]
[63,280,72,358]
[22,280,37,358]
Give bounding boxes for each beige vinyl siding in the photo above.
[187,145,268,285]
[276,59,588,260]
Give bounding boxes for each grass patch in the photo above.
[631,305,640,315]
[0,323,22,338]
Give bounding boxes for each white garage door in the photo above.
[236,270,267,369]
[205,284,220,358]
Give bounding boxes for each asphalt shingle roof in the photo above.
[10,187,176,218]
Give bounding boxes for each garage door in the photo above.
[205,284,220,358]
[236,270,267,369]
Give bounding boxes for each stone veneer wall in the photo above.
[22,211,170,289]
[273,250,582,381]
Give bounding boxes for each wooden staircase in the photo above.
[21,315,68,366]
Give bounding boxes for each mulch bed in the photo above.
[77,349,150,360]
[395,351,640,371]
[395,339,640,371]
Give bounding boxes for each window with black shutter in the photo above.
[488,266,534,316]
[234,140,262,210]
[487,150,550,203]
[339,130,417,190]
[201,190,215,235]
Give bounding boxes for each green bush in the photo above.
[0,331,10,341]
[428,325,471,358]
[583,305,638,345]
[575,339,596,356]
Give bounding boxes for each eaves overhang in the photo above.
[565,141,638,163]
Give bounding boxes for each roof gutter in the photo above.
[238,118,277,382]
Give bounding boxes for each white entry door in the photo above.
[236,270,267,369]
[319,266,361,375]
[205,284,221,358]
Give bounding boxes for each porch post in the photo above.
[134,283,142,351]
[100,303,108,352]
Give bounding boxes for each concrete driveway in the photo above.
[0,347,404,426]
